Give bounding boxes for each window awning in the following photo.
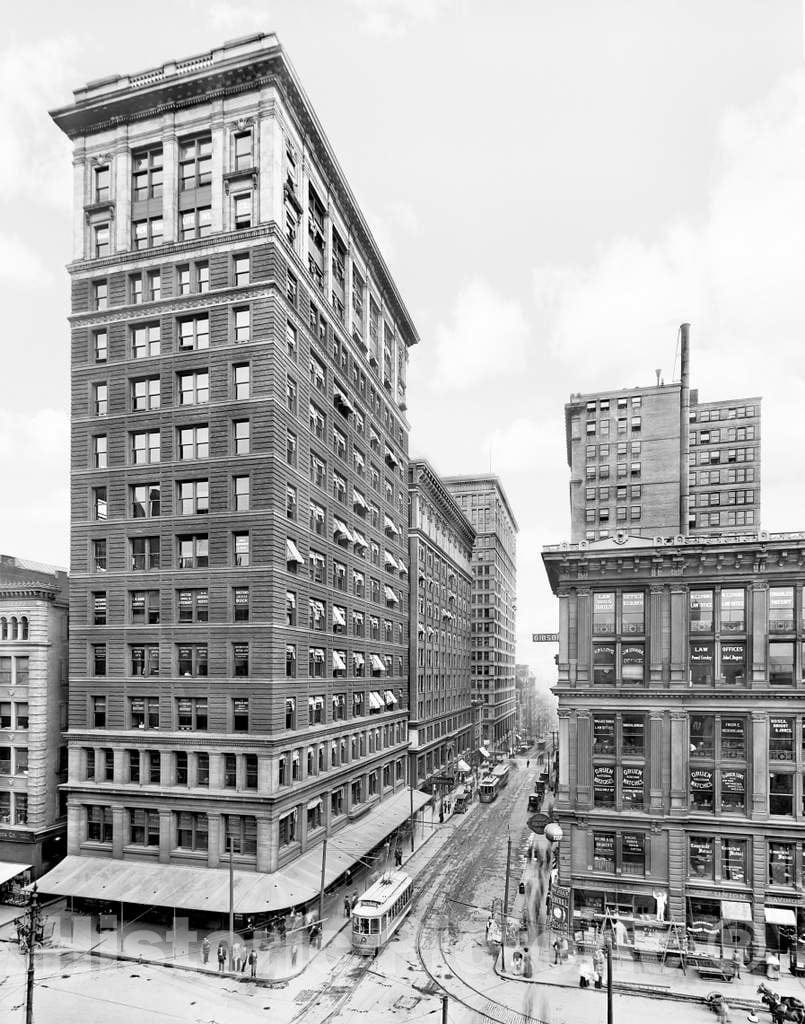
[286,539,304,564]
[285,645,296,658]
[417,624,425,637]
[384,446,399,468]
[765,907,797,927]
[722,900,752,922]
[353,530,368,550]
[333,518,352,542]
[384,585,399,605]
[384,551,398,570]
[353,652,365,667]
[368,690,384,709]
[332,606,346,627]
[398,562,408,576]
[456,759,471,773]
[384,515,399,536]
[332,650,346,671]
[352,570,364,583]
[311,504,325,521]
[0,862,30,887]
[286,592,296,607]
[427,626,434,637]
[354,451,365,469]
[310,648,325,662]
[333,386,354,415]
[353,489,367,511]
[307,797,322,812]
[384,690,398,705]
[370,655,386,672]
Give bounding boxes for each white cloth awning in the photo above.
[306,797,322,812]
[427,626,434,638]
[286,539,304,564]
[310,648,325,662]
[353,489,367,511]
[333,386,354,415]
[417,624,425,636]
[384,689,398,705]
[332,650,346,671]
[370,654,386,672]
[333,518,353,542]
[286,592,296,607]
[722,900,752,922]
[384,585,399,605]
[384,446,399,468]
[384,514,398,535]
[456,759,471,773]
[368,690,384,709]
[332,606,346,626]
[384,551,398,570]
[353,530,368,549]
[398,562,408,575]
[479,746,490,759]
[766,907,797,927]
[0,861,30,887]
[353,652,365,667]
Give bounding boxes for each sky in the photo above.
[1,0,804,683]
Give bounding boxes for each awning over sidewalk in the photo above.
[0,861,30,886]
[456,759,471,773]
[765,906,797,927]
[722,900,752,922]
[35,790,431,915]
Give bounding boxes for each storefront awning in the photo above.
[722,900,752,922]
[479,747,490,759]
[36,790,432,915]
[0,861,30,887]
[766,906,797,927]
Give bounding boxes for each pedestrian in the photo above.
[217,941,226,972]
[593,947,604,986]
[485,915,493,940]
[522,948,532,979]
[248,948,258,979]
[201,936,210,965]
[291,943,298,969]
[344,894,352,918]
[278,917,287,944]
[246,916,254,941]
[553,938,561,964]
[526,760,530,768]
[395,848,403,868]
[732,945,742,979]
[351,891,359,913]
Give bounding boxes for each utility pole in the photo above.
[500,832,512,971]
[228,837,236,971]
[24,884,41,1024]
[441,992,448,1024]
[606,934,613,1024]
[318,837,328,926]
[409,784,415,853]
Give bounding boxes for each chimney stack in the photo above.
[679,323,691,535]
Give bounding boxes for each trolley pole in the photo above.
[606,934,613,1024]
[500,833,512,971]
[318,837,328,926]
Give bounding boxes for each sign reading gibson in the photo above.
[532,633,559,643]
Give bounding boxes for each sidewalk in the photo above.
[0,794,461,987]
[494,932,800,1009]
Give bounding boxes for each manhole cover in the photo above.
[393,996,420,1011]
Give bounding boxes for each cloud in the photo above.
[0,37,78,209]
[346,0,458,37]
[430,279,530,392]
[207,1,270,37]
[0,408,69,565]
[0,235,52,288]
[366,200,421,267]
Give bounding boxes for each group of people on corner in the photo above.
[200,935,259,978]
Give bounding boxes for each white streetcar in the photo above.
[351,870,413,955]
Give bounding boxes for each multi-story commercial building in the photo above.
[542,531,805,961]
[445,476,517,750]
[0,555,68,876]
[43,33,425,917]
[515,663,538,743]
[408,459,475,787]
[565,332,761,543]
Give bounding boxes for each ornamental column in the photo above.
[649,585,665,685]
[576,711,591,805]
[669,711,688,810]
[576,589,591,685]
[751,583,768,686]
[669,586,687,684]
[649,711,665,812]
[751,711,769,819]
[557,708,571,806]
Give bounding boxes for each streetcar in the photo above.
[479,774,500,803]
[492,763,510,789]
[351,870,413,955]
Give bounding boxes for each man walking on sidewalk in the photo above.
[248,948,258,979]
[217,941,226,972]
[344,894,352,917]
[201,936,210,965]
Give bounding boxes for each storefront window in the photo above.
[721,642,746,686]
[621,643,644,683]
[622,833,645,876]
[690,590,714,632]
[720,770,745,812]
[592,593,615,635]
[769,641,795,686]
[720,589,745,632]
[593,832,616,872]
[622,715,645,756]
[690,767,714,809]
[688,896,721,949]
[720,717,746,759]
[690,642,714,685]
[769,772,794,816]
[721,839,747,882]
[690,715,714,758]
[621,765,644,807]
[621,592,644,634]
[769,717,794,760]
[769,587,795,632]
[592,715,615,755]
[769,841,795,885]
[593,644,615,685]
[593,764,615,807]
[689,836,715,879]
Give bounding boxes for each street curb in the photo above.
[493,957,763,1010]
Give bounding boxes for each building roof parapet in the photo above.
[442,474,519,533]
[543,530,805,555]
[408,459,476,548]
[49,33,419,351]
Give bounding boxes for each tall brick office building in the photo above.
[41,34,426,916]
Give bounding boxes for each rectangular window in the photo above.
[234,531,250,567]
[721,839,746,882]
[721,641,746,686]
[132,217,163,250]
[131,377,161,412]
[129,696,159,729]
[720,589,745,632]
[233,475,250,511]
[234,253,250,286]
[689,766,714,809]
[177,589,208,623]
[621,592,644,634]
[769,716,794,760]
[592,593,615,635]
[130,589,160,626]
[234,419,250,455]
[234,364,250,400]
[177,425,209,461]
[233,645,249,678]
[689,590,713,632]
[177,479,209,515]
[130,536,160,571]
[233,697,249,731]
[720,769,745,812]
[769,641,795,685]
[769,841,795,883]
[592,715,615,755]
[177,534,209,569]
[593,765,615,807]
[689,836,714,879]
[690,714,714,757]
[131,323,160,359]
[177,645,208,677]
[178,315,210,351]
[180,206,211,240]
[131,430,160,464]
[690,641,714,685]
[178,371,209,406]
[621,643,644,683]
[592,644,615,685]
[234,193,252,229]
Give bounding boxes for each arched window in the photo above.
[9,617,17,641]
[0,618,6,641]
[20,616,28,641]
